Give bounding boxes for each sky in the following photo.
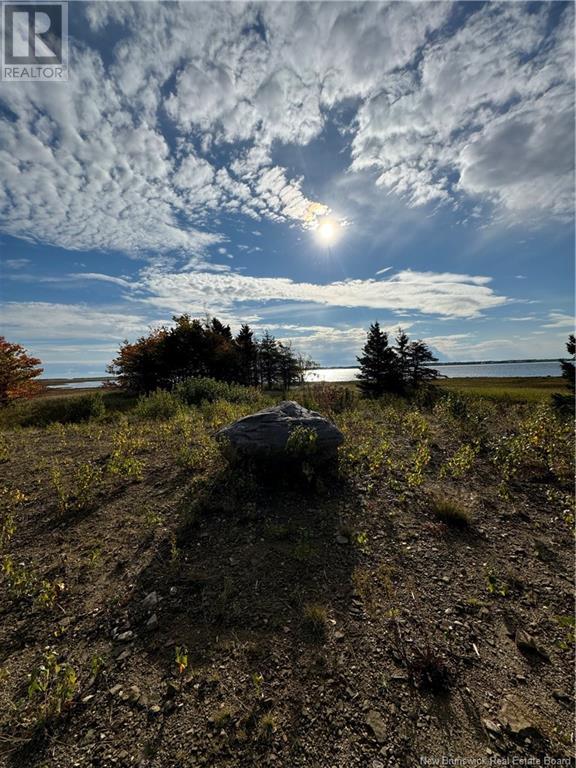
[0,0,574,377]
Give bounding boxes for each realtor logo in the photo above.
[2,2,68,81]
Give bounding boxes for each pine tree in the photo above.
[394,329,411,390]
[258,331,280,389]
[560,334,575,393]
[356,322,400,396]
[235,324,258,386]
[407,340,440,386]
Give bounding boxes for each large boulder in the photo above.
[215,400,344,464]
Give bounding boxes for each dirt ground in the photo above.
[0,394,574,768]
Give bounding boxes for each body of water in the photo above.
[305,360,563,382]
[47,380,108,389]
[45,360,563,388]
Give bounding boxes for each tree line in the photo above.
[356,322,440,395]
[1,326,574,406]
[107,315,314,393]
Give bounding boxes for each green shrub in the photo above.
[3,392,105,427]
[174,377,262,406]
[135,389,180,420]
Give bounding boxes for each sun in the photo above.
[314,217,341,247]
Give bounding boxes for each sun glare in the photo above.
[315,217,341,247]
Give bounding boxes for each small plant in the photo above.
[27,650,78,722]
[258,712,277,740]
[107,422,144,480]
[2,554,37,599]
[51,461,103,514]
[251,671,264,697]
[302,603,328,641]
[175,645,188,677]
[485,568,508,597]
[409,642,452,693]
[431,498,470,527]
[440,444,478,479]
[406,441,431,487]
[286,425,318,457]
[36,578,65,610]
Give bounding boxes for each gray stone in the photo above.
[515,629,550,660]
[215,401,344,463]
[142,591,159,608]
[498,695,542,738]
[366,710,387,742]
[146,613,158,631]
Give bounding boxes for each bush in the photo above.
[134,389,180,420]
[2,392,105,427]
[299,383,359,414]
[174,377,262,407]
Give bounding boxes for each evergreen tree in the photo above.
[277,342,300,393]
[356,322,400,396]
[258,331,280,389]
[407,340,440,386]
[235,324,258,386]
[394,328,411,389]
[560,334,575,393]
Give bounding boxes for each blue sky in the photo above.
[0,1,574,376]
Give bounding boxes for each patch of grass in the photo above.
[435,376,568,403]
[302,603,328,640]
[431,497,471,527]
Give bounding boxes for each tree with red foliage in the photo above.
[0,337,44,406]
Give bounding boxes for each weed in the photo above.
[36,578,65,610]
[440,444,478,479]
[286,425,318,457]
[302,603,328,640]
[175,645,188,677]
[485,568,509,597]
[27,650,78,722]
[406,441,431,487]
[553,615,575,651]
[258,712,277,740]
[51,460,103,514]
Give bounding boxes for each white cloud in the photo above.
[3,258,30,269]
[1,302,154,340]
[139,267,508,319]
[0,1,571,262]
[543,312,575,329]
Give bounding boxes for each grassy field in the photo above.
[435,376,569,403]
[0,379,573,766]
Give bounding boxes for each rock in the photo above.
[142,591,159,608]
[498,695,542,738]
[552,690,571,705]
[482,719,501,735]
[146,613,158,631]
[335,534,349,545]
[215,401,344,464]
[109,684,122,696]
[116,630,134,643]
[366,710,387,743]
[515,629,550,660]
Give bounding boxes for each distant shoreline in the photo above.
[311,358,566,370]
